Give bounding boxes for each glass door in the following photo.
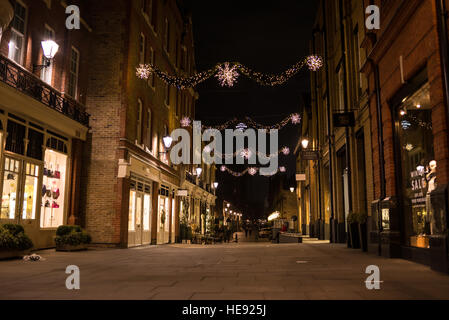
[135,193,143,245]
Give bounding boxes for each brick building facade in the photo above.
[362,0,449,272]
[0,0,90,248]
[297,0,374,243]
[82,0,216,247]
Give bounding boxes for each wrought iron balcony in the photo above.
[186,171,196,185]
[0,55,89,127]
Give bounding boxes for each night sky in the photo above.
[187,0,319,218]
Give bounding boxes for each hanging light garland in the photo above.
[181,113,301,131]
[219,165,286,177]
[212,146,291,160]
[136,55,323,89]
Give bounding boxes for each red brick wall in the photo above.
[366,0,449,200]
[81,0,129,245]
[0,0,91,105]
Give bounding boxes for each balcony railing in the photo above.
[0,55,89,127]
[186,171,196,185]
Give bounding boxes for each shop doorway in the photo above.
[157,185,170,244]
[128,180,152,247]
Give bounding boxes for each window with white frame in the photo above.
[8,1,27,65]
[68,47,79,98]
[164,18,170,53]
[139,33,145,64]
[137,99,143,144]
[40,25,55,85]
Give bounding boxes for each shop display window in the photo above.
[143,194,151,231]
[129,190,136,231]
[40,149,67,228]
[22,163,39,220]
[396,83,436,248]
[1,157,20,219]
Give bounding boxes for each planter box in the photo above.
[359,223,368,252]
[56,244,88,252]
[0,250,29,260]
[349,223,361,249]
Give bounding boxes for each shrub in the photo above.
[357,212,368,224]
[55,225,91,247]
[2,224,25,235]
[0,224,33,251]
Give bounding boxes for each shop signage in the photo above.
[177,189,188,196]
[300,150,319,160]
[296,174,306,181]
[333,112,355,127]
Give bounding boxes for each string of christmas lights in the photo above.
[210,146,290,160]
[136,55,323,89]
[219,165,287,177]
[180,113,301,131]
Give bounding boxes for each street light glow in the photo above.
[301,138,309,149]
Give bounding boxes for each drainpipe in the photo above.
[374,63,385,256]
[322,0,335,243]
[339,0,353,227]
[312,28,324,240]
[436,0,449,150]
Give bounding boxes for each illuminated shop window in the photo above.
[22,162,39,220]
[397,82,435,248]
[40,149,67,228]
[1,157,20,220]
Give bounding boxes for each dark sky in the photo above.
[187,0,319,218]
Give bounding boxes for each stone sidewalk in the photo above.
[0,241,449,300]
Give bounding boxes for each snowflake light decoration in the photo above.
[291,113,301,125]
[306,55,323,71]
[236,122,247,131]
[204,145,212,153]
[220,165,226,172]
[136,64,152,79]
[282,147,290,156]
[248,167,258,176]
[215,62,239,87]
[240,148,252,160]
[279,166,286,173]
[180,117,191,128]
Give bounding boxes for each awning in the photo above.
[0,0,13,31]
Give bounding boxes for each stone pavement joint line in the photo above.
[0,242,449,300]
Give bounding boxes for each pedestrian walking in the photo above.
[254,225,259,241]
[249,226,252,237]
[244,225,248,238]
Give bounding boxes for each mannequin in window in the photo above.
[426,160,437,234]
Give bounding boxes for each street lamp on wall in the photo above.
[33,40,59,72]
[290,187,295,193]
[301,138,310,149]
[195,167,203,177]
[213,182,218,189]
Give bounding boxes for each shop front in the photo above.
[391,68,448,269]
[0,111,87,249]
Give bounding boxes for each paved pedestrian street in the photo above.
[1,238,449,300]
